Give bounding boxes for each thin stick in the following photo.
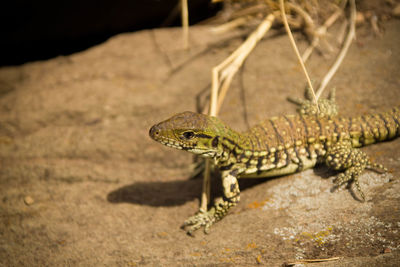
[217,71,235,112]
[210,69,219,116]
[201,39,220,212]
[200,160,211,212]
[201,37,220,211]
[285,257,341,266]
[279,0,319,109]
[181,0,189,50]
[316,0,356,99]
[370,14,382,37]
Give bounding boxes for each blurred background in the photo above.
[0,0,221,66]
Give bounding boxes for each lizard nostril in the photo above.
[149,126,160,138]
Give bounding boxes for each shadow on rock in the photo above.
[107,169,332,208]
[312,164,337,179]
[107,179,201,207]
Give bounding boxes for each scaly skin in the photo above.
[149,96,400,235]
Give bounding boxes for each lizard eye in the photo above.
[182,131,195,139]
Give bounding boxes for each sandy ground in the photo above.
[0,18,400,266]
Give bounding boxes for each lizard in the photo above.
[149,90,400,235]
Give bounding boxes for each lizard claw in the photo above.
[332,170,366,202]
[181,210,215,236]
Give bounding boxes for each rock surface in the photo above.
[0,19,399,266]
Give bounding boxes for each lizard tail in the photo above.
[356,106,400,145]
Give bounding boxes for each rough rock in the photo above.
[0,20,399,266]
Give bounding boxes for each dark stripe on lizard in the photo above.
[378,113,391,138]
[370,114,381,140]
[283,115,294,131]
[299,115,309,136]
[238,153,247,162]
[212,136,219,147]
[223,137,242,149]
[332,118,340,141]
[273,150,279,165]
[299,115,312,158]
[270,119,291,167]
[361,115,376,141]
[252,132,262,152]
[231,145,238,158]
[223,194,240,203]
[347,116,353,133]
[390,111,400,135]
[246,135,255,166]
[221,143,231,152]
[347,116,360,144]
[270,119,284,144]
[358,116,366,145]
[283,115,295,144]
[220,163,234,171]
[315,116,323,136]
[249,134,255,152]
[256,124,269,152]
[195,133,213,139]
[245,155,254,168]
[293,146,304,171]
[284,115,302,168]
[256,156,264,175]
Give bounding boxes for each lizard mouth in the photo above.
[158,138,186,150]
[152,134,212,155]
[149,125,194,150]
[149,125,215,156]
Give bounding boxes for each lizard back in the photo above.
[229,107,400,176]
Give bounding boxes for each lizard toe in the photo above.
[182,210,214,235]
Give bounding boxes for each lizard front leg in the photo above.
[182,169,240,235]
[325,141,386,200]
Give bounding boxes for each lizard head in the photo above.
[149,111,231,157]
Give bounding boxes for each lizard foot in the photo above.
[326,141,369,201]
[182,170,240,236]
[181,208,216,236]
[332,166,365,201]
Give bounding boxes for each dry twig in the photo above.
[302,5,344,62]
[181,0,189,50]
[198,0,353,211]
[213,13,276,114]
[284,256,341,266]
[279,0,319,109]
[316,0,356,99]
[200,13,276,211]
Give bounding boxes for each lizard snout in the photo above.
[149,125,161,140]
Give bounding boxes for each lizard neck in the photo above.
[211,129,245,161]
[212,128,266,168]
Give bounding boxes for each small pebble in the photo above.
[24,196,34,205]
[383,247,392,254]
